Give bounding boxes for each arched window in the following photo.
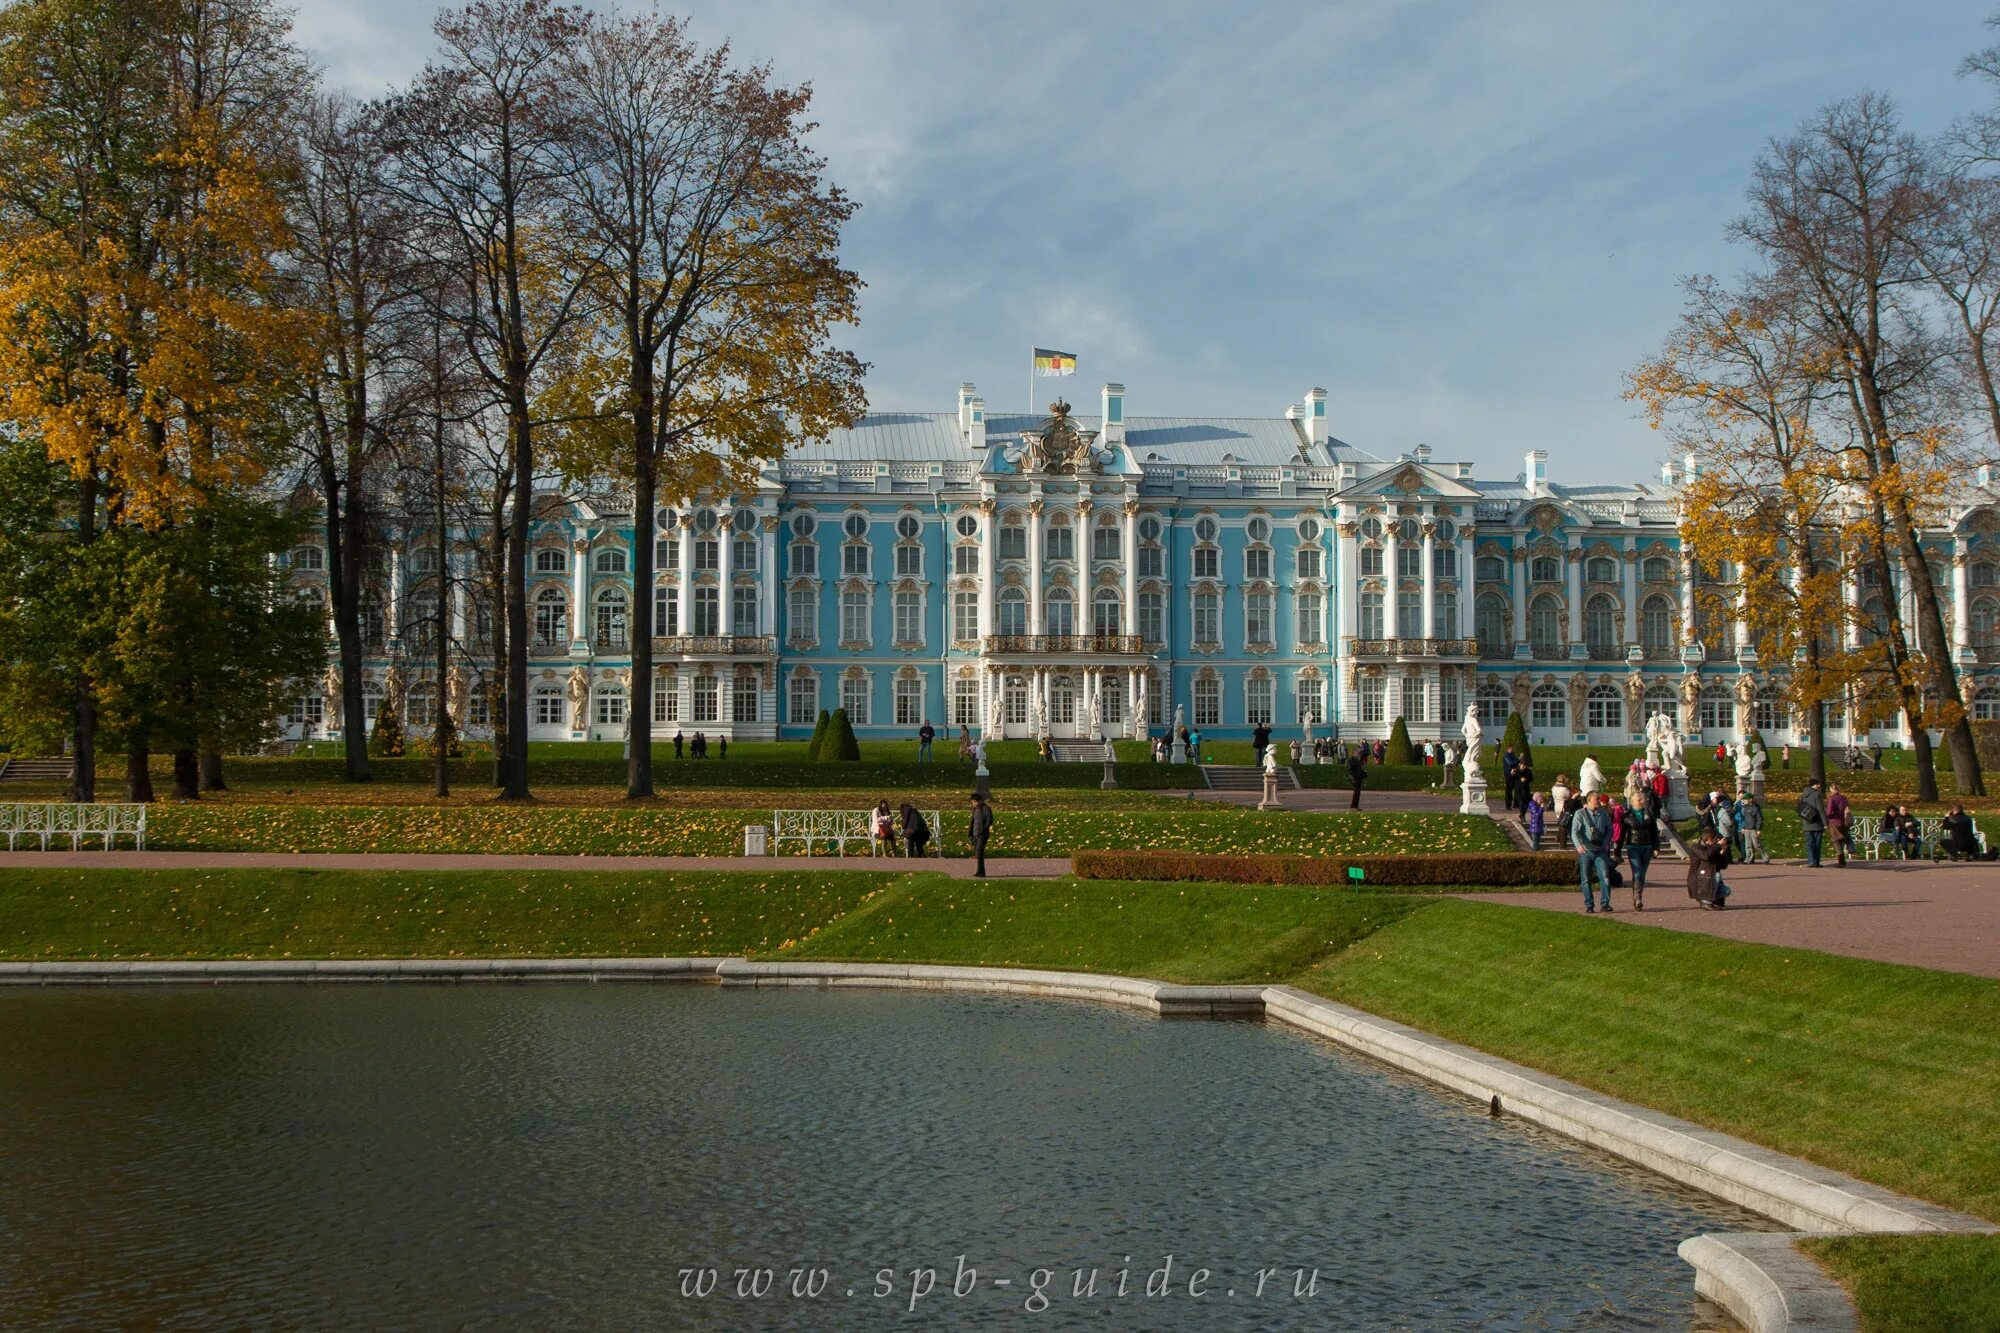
[1641,595,1674,659]
[1296,671,1325,724]
[1585,556,1617,584]
[361,681,384,725]
[1972,596,2000,647]
[998,587,1027,637]
[1973,689,2000,722]
[593,547,626,574]
[405,682,435,730]
[531,682,564,727]
[1530,555,1560,583]
[291,546,324,571]
[1585,682,1622,731]
[406,590,440,647]
[594,586,628,648]
[1093,588,1122,637]
[1475,554,1506,583]
[1050,674,1075,725]
[1753,687,1780,734]
[296,584,327,612]
[1530,683,1567,731]
[1642,554,1671,583]
[1475,679,1510,726]
[894,674,924,727]
[534,547,567,574]
[1584,593,1619,659]
[1047,587,1075,637]
[1644,684,1676,726]
[1475,594,1508,659]
[534,587,567,646]
[1528,595,1562,658]
[593,685,627,726]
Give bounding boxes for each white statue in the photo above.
[1089,690,1104,742]
[1658,716,1686,774]
[1262,744,1279,776]
[1029,688,1046,740]
[566,666,589,729]
[986,685,1005,740]
[1172,704,1185,735]
[1751,741,1769,778]
[1132,675,1149,739]
[1733,736,1754,780]
[1459,703,1484,784]
[973,735,989,777]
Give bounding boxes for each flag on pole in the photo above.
[1033,348,1078,376]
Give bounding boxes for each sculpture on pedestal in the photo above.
[1458,702,1488,814]
[1170,704,1187,764]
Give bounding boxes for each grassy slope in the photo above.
[1799,1235,2000,1333]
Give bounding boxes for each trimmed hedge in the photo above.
[1073,849,1581,888]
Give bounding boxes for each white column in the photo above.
[1338,521,1358,644]
[1953,541,1970,654]
[1383,522,1400,640]
[1457,526,1474,640]
[1842,568,1860,651]
[758,516,776,638]
[449,550,467,643]
[1121,500,1139,637]
[717,510,734,638]
[676,522,693,643]
[388,541,404,641]
[1028,500,1045,636]
[1511,545,1528,649]
[571,537,589,647]
[1621,540,1638,649]
[1076,499,1094,635]
[1734,582,1750,661]
[977,505,996,641]
[1420,517,1436,643]
[1680,546,1697,653]
[1565,538,1583,655]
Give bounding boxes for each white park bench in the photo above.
[769,808,943,857]
[1848,814,1986,860]
[0,802,147,851]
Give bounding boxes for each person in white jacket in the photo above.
[1578,754,1606,798]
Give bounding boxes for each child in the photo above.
[1526,792,1546,846]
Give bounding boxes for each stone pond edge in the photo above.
[9,955,1995,1331]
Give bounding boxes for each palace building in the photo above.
[281,379,2000,748]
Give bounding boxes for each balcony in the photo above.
[984,634,1148,656]
[529,636,571,659]
[653,635,775,656]
[1346,637,1479,659]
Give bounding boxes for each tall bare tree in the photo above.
[553,11,864,798]
[385,0,592,800]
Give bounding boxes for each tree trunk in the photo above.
[433,426,452,802]
[627,451,656,799]
[171,747,200,800]
[327,482,371,782]
[125,741,154,803]
[1807,699,1827,788]
[501,395,532,801]
[199,746,226,791]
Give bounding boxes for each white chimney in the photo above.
[967,397,986,451]
[1100,382,1125,444]
[1413,443,1432,464]
[1683,449,1701,481]
[1660,458,1680,486]
[958,382,976,437]
[1455,462,1474,480]
[1305,387,1328,448]
[1525,449,1548,496]
[1980,463,1997,488]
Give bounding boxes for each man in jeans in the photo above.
[1796,780,1827,868]
[917,720,935,765]
[1736,793,1769,864]
[1571,791,1614,914]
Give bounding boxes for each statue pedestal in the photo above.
[1460,779,1488,816]
[1171,740,1187,765]
[1259,774,1280,810]
[1665,770,1695,821]
[1101,760,1118,791]
[1750,774,1765,804]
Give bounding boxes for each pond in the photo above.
[0,985,1762,1329]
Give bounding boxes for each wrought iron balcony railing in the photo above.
[1344,637,1479,658]
[652,635,775,656]
[983,634,1147,655]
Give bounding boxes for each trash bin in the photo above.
[744,824,769,857]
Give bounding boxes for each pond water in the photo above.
[0,985,1760,1330]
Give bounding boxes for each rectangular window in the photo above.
[788,673,816,725]
[733,674,758,723]
[841,674,870,725]
[693,587,720,636]
[842,542,869,577]
[1296,592,1322,646]
[1359,676,1385,724]
[790,541,817,577]
[998,525,1026,560]
[1139,546,1164,578]
[694,538,719,572]
[693,675,718,723]
[1297,547,1321,579]
[1092,526,1119,562]
[656,674,680,723]
[1246,591,1273,647]
[733,535,757,571]
[470,689,491,727]
[298,695,326,728]
[1296,676,1324,725]
[953,545,979,576]
[1193,677,1220,728]
[1433,546,1457,578]
[655,586,679,637]
[1360,547,1383,577]
[533,690,563,726]
[953,590,979,642]
[788,586,817,646]
[655,539,678,571]
[894,590,922,645]
[1138,592,1164,645]
[894,676,923,726]
[1045,525,1074,562]
[1397,545,1422,579]
[997,593,1026,637]
[732,586,758,637]
[1246,676,1274,725]
[841,591,870,645]
[952,676,978,727]
[1193,547,1218,579]
[897,545,922,578]
[1193,592,1220,647]
[1401,675,1425,723]
[1245,548,1271,580]
[1439,674,1461,724]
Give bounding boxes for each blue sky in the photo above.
[295,0,1996,484]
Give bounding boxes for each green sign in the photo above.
[1347,866,1365,883]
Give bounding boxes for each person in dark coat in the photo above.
[900,803,931,858]
[1345,750,1367,809]
[967,793,993,878]
[1941,804,1980,861]
[1252,722,1271,766]
[1513,758,1535,817]
[1501,746,1520,808]
[673,730,685,759]
[1625,797,1659,908]
[1687,830,1731,909]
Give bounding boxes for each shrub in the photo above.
[1072,849,1579,888]
[806,709,831,761]
[826,708,861,762]
[1502,710,1531,769]
[1386,716,1416,766]
[367,706,405,758]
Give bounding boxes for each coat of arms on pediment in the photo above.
[1019,399,1104,476]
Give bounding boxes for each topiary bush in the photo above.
[1502,710,1531,770]
[826,707,861,762]
[806,709,830,761]
[367,705,405,758]
[1386,716,1416,766]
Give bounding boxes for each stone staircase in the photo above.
[1047,740,1109,762]
[0,757,73,784]
[1199,764,1301,793]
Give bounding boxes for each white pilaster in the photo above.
[1622,539,1638,650]
[978,505,996,642]
[1384,522,1400,640]
[388,542,404,642]
[1121,500,1139,637]
[1028,500,1045,636]
[1457,525,1474,640]
[571,537,589,648]
[717,509,734,637]
[676,521,693,643]
[1511,545,1528,650]
[759,516,776,637]
[1420,517,1436,644]
[1953,540,1970,654]
[1565,537,1584,657]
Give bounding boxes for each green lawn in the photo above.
[1800,1235,2000,1333]
[137,803,1504,859]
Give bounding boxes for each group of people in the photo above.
[1795,780,1984,865]
[865,791,1000,877]
[670,731,722,759]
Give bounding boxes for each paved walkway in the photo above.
[0,851,1072,880]
[1460,859,2000,978]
